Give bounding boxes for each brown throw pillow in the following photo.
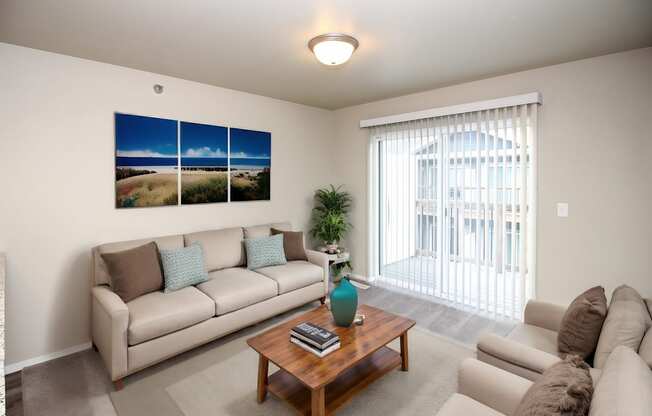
[515,355,593,416]
[558,286,607,361]
[271,228,308,261]
[101,242,164,302]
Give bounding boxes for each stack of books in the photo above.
[290,322,340,357]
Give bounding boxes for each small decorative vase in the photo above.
[330,277,358,327]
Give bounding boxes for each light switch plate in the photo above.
[557,203,569,217]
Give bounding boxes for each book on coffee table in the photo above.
[290,322,339,349]
[290,336,341,357]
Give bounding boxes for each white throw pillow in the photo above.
[593,285,652,368]
[589,346,652,416]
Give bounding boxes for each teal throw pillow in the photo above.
[245,234,287,270]
[159,243,209,292]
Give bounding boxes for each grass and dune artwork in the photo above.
[114,113,271,208]
[230,128,271,201]
[115,113,178,208]
[180,121,228,204]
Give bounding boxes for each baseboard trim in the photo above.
[349,273,371,283]
[5,341,92,374]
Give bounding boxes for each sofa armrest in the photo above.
[477,333,561,379]
[458,358,532,416]
[523,300,566,332]
[92,285,129,381]
[305,249,329,295]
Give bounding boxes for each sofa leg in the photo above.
[319,297,326,305]
[113,379,124,391]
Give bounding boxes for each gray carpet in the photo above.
[110,325,473,416]
[21,286,515,415]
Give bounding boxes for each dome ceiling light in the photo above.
[308,33,359,66]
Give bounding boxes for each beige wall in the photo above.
[0,43,336,366]
[1,42,651,367]
[333,47,652,306]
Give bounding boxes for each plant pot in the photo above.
[325,243,338,254]
[330,277,358,327]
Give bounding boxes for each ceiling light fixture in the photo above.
[308,33,359,66]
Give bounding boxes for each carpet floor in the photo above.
[110,324,473,416]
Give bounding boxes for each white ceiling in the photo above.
[1,1,651,109]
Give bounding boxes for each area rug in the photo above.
[110,321,473,416]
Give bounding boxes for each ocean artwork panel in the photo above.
[229,128,271,201]
[115,113,179,208]
[180,121,229,204]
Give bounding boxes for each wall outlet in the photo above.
[557,202,569,218]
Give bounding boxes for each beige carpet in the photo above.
[110,323,473,416]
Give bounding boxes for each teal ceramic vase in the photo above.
[330,277,358,327]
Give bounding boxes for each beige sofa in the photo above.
[477,297,652,381]
[437,345,652,416]
[91,222,329,389]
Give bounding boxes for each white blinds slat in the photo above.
[518,104,528,318]
[475,111,482,310]
[459,113,466,306]
[510,106,518,319]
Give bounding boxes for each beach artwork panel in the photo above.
[229,128,271,201]
[180,121,228,204]
[115,113,179,208]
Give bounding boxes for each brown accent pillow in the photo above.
[557,286,607,361]
[101,242,164,302]
[515,355,593,416]
[271,228,308,261]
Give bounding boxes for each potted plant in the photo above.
[310,185,351,253]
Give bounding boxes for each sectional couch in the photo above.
[477,295,652,381]
[91,222,329,389]
[437,346,651,416]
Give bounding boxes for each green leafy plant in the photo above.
[312,185,352,217]
[312,211,348,244]
[310,185,352,245]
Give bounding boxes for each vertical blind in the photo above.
[368,103,538,319]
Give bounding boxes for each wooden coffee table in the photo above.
[246,304,415,416]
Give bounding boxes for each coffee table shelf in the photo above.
[267,346,401,415]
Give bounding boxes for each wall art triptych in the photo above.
[115,113,271,208]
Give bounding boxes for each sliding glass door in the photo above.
[369,105,537,319]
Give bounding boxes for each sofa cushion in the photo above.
[197,267,278,315]
[160,243,209,292]
[557,286,607,360]
[243,222,291,239]
[514,355,593,416]
[508,324,560,357]
[437,394,504,416]
[100,242,164,302]
[94,234,184,286]
[639,327,652,369]
[594,285,652,368]
[256,261,323,295]
[184,227,245,271]
[589,346,652,416]
[271,228,308,261]
[127,286,214,345]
